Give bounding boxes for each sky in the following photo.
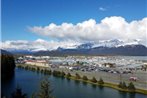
[1,0,147,50]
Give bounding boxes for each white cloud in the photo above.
[0,39,81,50]
[1,16,147,50]
[29,16,147,46]
[99,7,107,11]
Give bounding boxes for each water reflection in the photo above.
[98,85,104,90]
[119,91,127,98]
[92,84,97,89]
[66,78,71,82]
[82,81,87,86]
[74,80,80,85]
[2,69,146,98]
[129,93,136,98]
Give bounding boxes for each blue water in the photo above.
[2,68,146,98]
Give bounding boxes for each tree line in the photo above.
[118,81,136,91]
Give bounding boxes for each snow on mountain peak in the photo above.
[92,39,141,48]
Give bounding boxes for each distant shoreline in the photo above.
[16,64,147,95]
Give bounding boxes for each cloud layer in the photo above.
[1,39,81,50]
[1,16,147,50]
[29,16,147,45]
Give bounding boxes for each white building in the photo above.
[25,60,49,67]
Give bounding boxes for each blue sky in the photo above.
[1,0,147,41]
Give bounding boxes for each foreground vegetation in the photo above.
[16,64,147,95]
[2,77,54,98]
[1,50,15,79]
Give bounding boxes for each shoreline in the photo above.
[16,64,147,95]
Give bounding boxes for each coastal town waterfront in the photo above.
[15,55,147,92]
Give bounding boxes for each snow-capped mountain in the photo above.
[76,43,94,49]
[75,39,142,49]
[3,39,146,56]
[92,39,141,48]
[31,48,49,52]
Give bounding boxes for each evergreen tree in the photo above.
[118,82,123,88]
[82,75,88,81]
[128,82,136,90]
[61,71,66,77]
[118,81,127,89]
[91,77,97,83]
[98,78,104,85]
[75,73,81,79]
[37,78,54,98]
[66,73,71,77]
[122,82,127,89]
[11,86,27,98]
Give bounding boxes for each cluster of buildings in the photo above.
[16,55,147,73]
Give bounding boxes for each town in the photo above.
[15,55,147,90]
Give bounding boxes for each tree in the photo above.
[118,82,123,88]
[82,75,88,81]
[98,78,104,85]
[122,82,127,89]
[37,67,40,73]
[91,77,97,83]
[52,70,61,77]
[46,70,52,75]
[75,73,81,79]
[66,73,71,77]
[11,86,27,98]
[118,81,127,89]
[37,78,54,98]
[1,50,16,79]
[128,82,136,90]
[61,71,66,77]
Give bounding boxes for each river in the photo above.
[2,68,146,98]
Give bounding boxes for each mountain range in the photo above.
[2,39,147,56]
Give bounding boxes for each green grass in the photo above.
[67,76,147,94]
